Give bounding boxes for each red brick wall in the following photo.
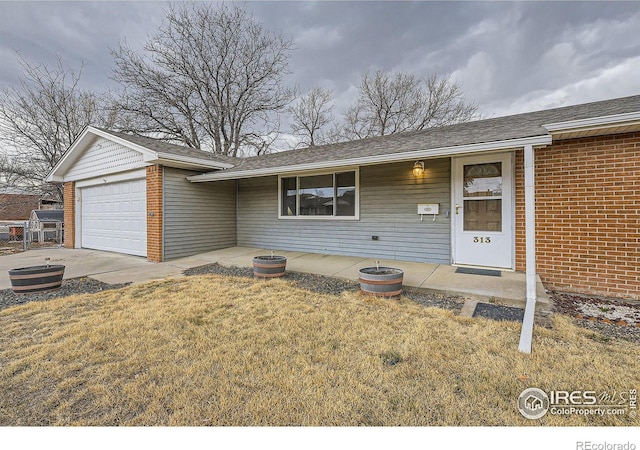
[146,165,163,262]
[515,132,640,299]
[63,182,75,248]
[0,194,41,220]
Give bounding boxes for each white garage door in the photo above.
[81,178,147,256]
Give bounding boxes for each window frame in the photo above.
[277,168,360,220]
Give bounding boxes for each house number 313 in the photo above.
[473,237,491,244]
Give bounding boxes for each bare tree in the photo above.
[0,55,109,201]
[111,3,295,157]
[337,71,479,141]
[288,87,335,147]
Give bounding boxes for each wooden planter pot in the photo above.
[253,256,287,278]
[8,265,65,294]
[358,267,404,297]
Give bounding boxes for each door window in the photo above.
[463,162,503,232]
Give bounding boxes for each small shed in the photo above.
[29,209,64,243]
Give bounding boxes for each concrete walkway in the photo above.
[177,247,550,308]
[0,246,550,308]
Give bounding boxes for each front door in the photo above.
[452,153,514,269]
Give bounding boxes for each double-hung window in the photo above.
[279,169,359,219]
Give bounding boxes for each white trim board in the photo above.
[543,111,640,133]
[47,126,233,182]
[75,169,147,189]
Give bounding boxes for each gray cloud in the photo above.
[1,1,639,120]
[0,1,166,91]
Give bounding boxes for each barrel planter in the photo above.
[8,265,65,294]
[358,267,404,298]
[253,255,287,278]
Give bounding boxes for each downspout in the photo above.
[161,166,165,262]
[518,144,536,353]
[235,179,239,247]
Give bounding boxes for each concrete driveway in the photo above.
[0,246,282,290]
[0,248,187,290]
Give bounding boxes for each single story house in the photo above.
[47,95,640,302]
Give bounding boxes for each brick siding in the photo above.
[515,132,640,299]
[146,165,163,262]
[63,182,75,248]
[0,194,41,220]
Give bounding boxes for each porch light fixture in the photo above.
[412,160,425,177]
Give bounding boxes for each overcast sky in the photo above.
[1,1,640,121]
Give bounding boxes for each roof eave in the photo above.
[155,153,235,170]
[45,126,94,182]
[187,135,552,182]
[542,111,640,139]
[45,127,235,182]
[45,126,159,183]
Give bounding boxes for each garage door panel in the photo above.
[81,179,147,256]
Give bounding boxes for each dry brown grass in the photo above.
[0,274,638,426]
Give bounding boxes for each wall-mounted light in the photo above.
[412,160,425,177]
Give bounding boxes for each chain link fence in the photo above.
[0,220,63,256]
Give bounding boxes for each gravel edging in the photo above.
[3,263,637,345]
[186,265,640,343]
[472,303,525,322]
[184,263,465,312]
[184,262,360,296]
[573,318,640,344]
[0,278,130,311]
[550,290,640,344]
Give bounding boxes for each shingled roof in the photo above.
[216,94,640,174]
[70,94,640,183]
[31,209,64,222]
[93,128,238,166]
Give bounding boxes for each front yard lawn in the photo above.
[0,274,638,426]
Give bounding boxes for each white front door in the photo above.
[452,153,514,269]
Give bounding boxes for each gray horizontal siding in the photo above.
[163,167,237,260]
[237,159,451,264]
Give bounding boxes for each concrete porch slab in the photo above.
[202,248,546,309]
[421,264,551,308]
[217,248,309,270]
[1,247,551,311]
[272,252,367,277]
[334,258,438,288]
[169,246,264,269]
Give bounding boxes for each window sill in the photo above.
[278,215,360,221]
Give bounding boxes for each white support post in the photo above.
[518,144,537,354]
